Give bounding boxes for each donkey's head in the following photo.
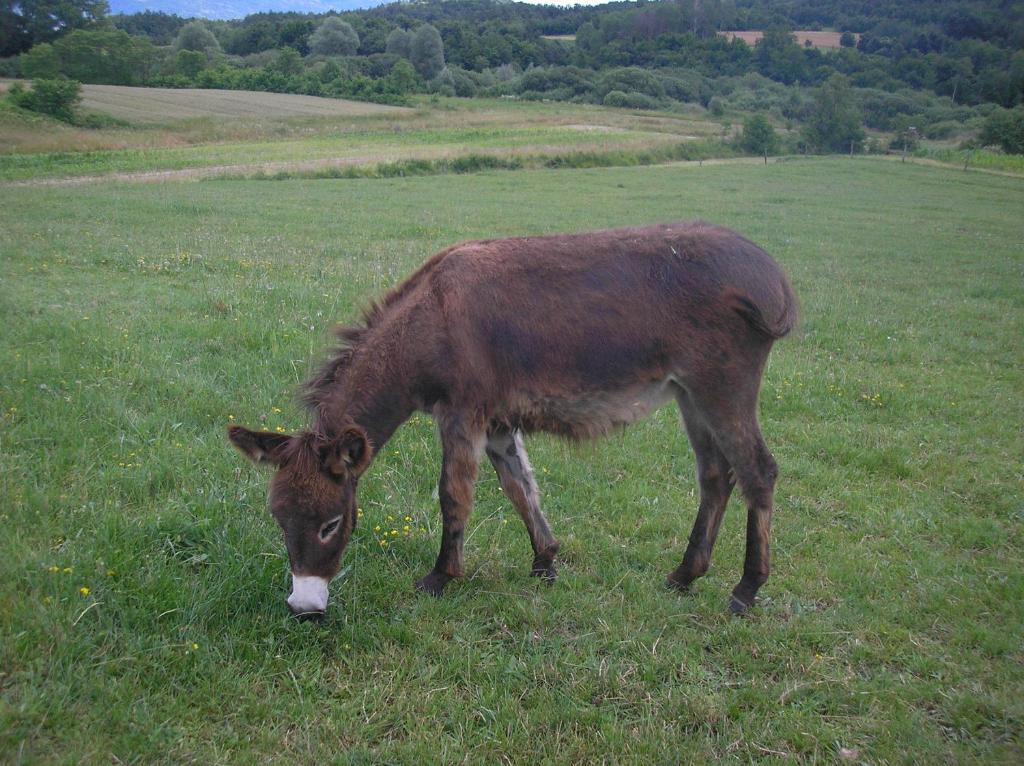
[228,424,372,618]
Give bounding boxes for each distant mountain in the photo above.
[107,1,388,20]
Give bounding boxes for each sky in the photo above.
[108,0,612,21]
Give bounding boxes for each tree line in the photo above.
[2,1,1023,154]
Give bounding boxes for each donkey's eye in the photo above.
[319,517,342,541]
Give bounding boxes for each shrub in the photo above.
[923,120,962,140]
[433,66,478,98]
[978,107,1024,154]
[740,113,778,155]
[0,57,20,77]
[597,67,665,100]
[603,90,660,110]
[516,66,595,99]
[7,78,81,122]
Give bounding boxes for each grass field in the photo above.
[75,84,410,123]
[0,91,720,183]
[1,157,1022,763]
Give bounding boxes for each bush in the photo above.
[922,120,962,140]
[7,79,81,122]
[657,70,704,103]
[740,113,778,155]
[433,66,478,98]
[708,96,726,116]
[603,90,660,110]
[516,66,595,99]
[978,107,1024,154]
[597,67,665,100]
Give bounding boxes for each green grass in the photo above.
[2,159,1022,763]
[0,95,718,184]
[918,146,1024,174]
[0,124,682,182]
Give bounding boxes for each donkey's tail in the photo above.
[726,276,798,340]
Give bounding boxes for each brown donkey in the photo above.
[229,222,797,618]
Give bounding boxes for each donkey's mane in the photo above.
[301,245,458,414]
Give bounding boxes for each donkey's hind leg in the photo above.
[667,389,736,592]
[486,427,560,581]
[686,384,779,615]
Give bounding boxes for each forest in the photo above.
[3,1,1023,153]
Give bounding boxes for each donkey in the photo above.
[229,222,797,618]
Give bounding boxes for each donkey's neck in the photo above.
[312,344,414,453]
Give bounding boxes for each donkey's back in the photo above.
[418,222,796,440]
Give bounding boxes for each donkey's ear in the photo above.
[321,426,373,477]
[228,425,292,467]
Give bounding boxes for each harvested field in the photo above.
[77,84,410,124]
[721,30,859,49]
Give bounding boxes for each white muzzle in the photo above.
[287,575,329,615]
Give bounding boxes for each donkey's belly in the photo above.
[502,378,678,439]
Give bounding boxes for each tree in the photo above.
[801,74,865,153]
[53,29,154,85]
[410,24,444,80]
[175,49,206,79]
[174,21,220,57]
[267,47,302,77]
[385,28,411,59]
[754,27,806,85]
[839,31,856,48]
[741,113,778,157]
[20,41,60,78]
[979,108,1024,154]
[309,17,359,57]
[384,58,421,95]
[1,0,107,57]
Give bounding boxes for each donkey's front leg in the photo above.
[415,413,485,597]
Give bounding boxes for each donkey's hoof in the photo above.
[728,594,754,615]
[666,568,695,593]
[530,556,557,582]
[415,571,452,597]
